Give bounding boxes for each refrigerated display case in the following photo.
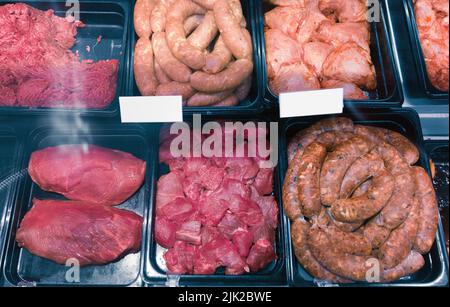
[0,0,448,289]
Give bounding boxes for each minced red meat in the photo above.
[0,3,118,108]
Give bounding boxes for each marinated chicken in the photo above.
[414,0,449,92]
[264,0,376,99]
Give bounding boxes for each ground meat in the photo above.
[0,3,118,108]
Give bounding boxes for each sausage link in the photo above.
[379,195,421,269]
[187,90,233,106]
[340,151,385,199]
[320,136,372,206]
[228,0,247,27]
[412,166,439,254]
[187,11,218,50]
[134,0,157,38]
[166,0,207,69]
[352,179,372,197]
[314,213,372,256]
[363,216,392,249]
[152,32,192,83]
[283,150,304,221]
[297,143,327,218]
[308,226,373,282]
[332,169,395,223]
[375,142,415,229]
[213,94,239,106]
[192,0,217,9]
[288,117,354,163]
[355,125,419,165]
[291,219,347,282]
[156,81,196,102]
[234,75,252,101]
[214,0,252,60]
[190,59,253,93]
[154,59,172,84]
[184,14,204,35]
[381,251,425,282]
[204,35,233,74]
[134,37,158,96]
[151,0,175,33]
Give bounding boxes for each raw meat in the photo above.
[264,0,376,99]
[156,124,278,275]
[28,145,146,206]
[322,42,377,90]
[414,0,449,91]
[16,199,143,266]
[0,3,119,108]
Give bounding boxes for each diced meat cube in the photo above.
[225,158,260,182]
[156,172,184,213]
[182,174,202,201]
[160,198,196,224]
[198,165,225,191]
[232,229,254,258]
[164,241,197,274]
[201,226,222,245]
[175,220,202,245]
[255,195,279,229]
[252,168,274,196]
[218,212,246,239]
[246,239,277,272]
[199,196,229,226]
[155,216,177,249]
[194,237,249,275]
[250,222,276,244]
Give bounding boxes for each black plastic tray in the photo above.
[0,123,23,286]
[403,0,449,100]
[128,0,266,115]
[278,108,449,287]
[0,0,132,117]
[1,121,154,287]
[143,115,288,287]
[256,0,402,108]
[425,140,449,256]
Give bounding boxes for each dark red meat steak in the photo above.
[16,199,143,266]
[28,145,146,206]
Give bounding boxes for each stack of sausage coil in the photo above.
[134,0,254,107]
[283,118,439,283]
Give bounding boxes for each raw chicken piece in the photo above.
[303,41,335,76]
[321,79,368,100]
[319,0,367,23]
[270,62,321,95]
[265,29,303,79]
[314,21,370,52]
[264,6,306,40]
[295,0,329,44]
[414,0,449,91]
[431,0,449,14]
[322,43,377,90]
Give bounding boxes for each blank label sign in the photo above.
[280,88,344,118]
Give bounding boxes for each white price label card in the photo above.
[279,88,344,118]
[119,96,183,123]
